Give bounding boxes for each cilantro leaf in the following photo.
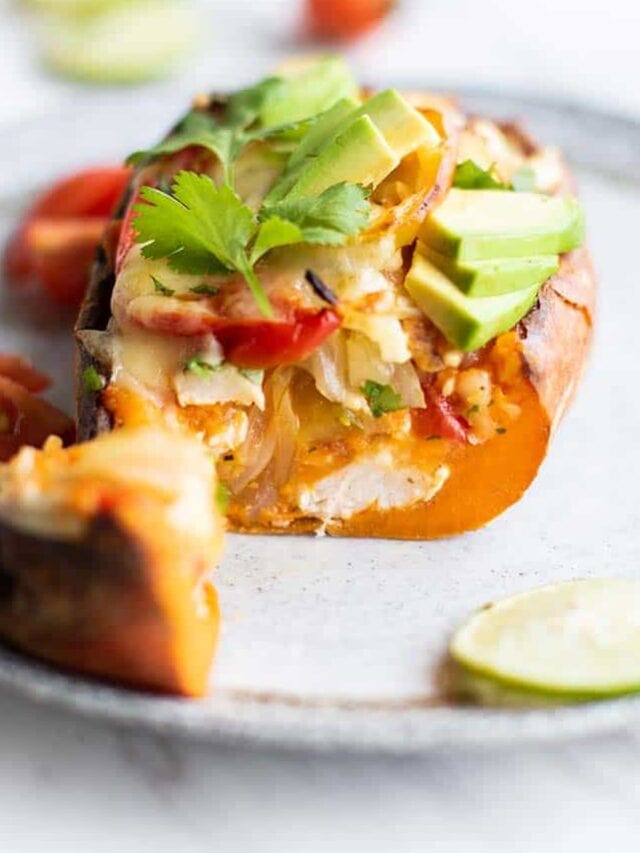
[135,172,372,316]
[452,160,510,190]
[215,482,230,514]
[125,78,310,184]
[253,183,371,262]
[127,112,220,166]
[82,365,105,393]
[135,171,255,271]
[189,283,219,296]
[224,77,283,128]
[361,380,404,418]
[184,356,222,378]
[151,275,174,296]
[134,171,273,316]
[250,216,303,264]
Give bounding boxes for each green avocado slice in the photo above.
[420,244,559,297]
[264,97,361,203]
[267,88,438,203]
[284,115,398,200]
[404,251,540,351]
[420,189,584,261]
[357,88,439,160]
[258,57,359,127]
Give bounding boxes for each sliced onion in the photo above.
[228,368,299,495]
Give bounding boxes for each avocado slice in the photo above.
[420,243,559,297]
[357,88,440,160]
[265,97,361,203]
[259,57,359,127]
[404,251,540,351]
[284,115,399,200]
[267,88,438,203]
[420,189,584,261]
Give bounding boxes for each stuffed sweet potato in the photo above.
[75,59,595,539]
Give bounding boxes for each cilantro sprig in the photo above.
[134,172,370,317]
[361,380,404,418]
[127,79,313,185]
[128,75,373,316]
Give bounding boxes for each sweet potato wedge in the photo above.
[0,427,223,695]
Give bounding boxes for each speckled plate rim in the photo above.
[0,90,639,754]
[2,645,640,753]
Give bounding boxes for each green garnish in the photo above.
[82,365,105,393]
[452,160,509,191]
[215,482,230,514]
[126,80,313,183]
[426,435,442,441]
[453,159,538,193]
[239,368,264,384]
[189,284,219,296]
[184,356,222,378]
[257,183,371,253]
[496,426,507,434]
[128,71,373,316]
[467,404,480,416]
[361,380,404,418]
[151,275,174,296]
[134,171,370,317]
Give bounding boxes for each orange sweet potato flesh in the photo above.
[323,247,595,539]
[0,505,219,696]
[228,242,594,540]
[0,430,223,696]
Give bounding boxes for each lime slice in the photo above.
[450,580,640,699]
[41,0,198,84]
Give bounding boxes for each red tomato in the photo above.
[0,376,75,461]
[413,386,468,443]
[3,166,131,304]
[28,166,131,220]
[216,309,342,368]
[25,217,109,306]
[116,191,140,274]
[3,230,32,283]
[130,295,342,369]
[306,0,393,39]
[0,354,50,393]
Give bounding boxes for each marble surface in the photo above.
[2,0,640,849]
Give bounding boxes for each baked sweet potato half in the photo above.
[75,64,595,539]
[0,426,223,695]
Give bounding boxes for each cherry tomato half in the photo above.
[306,0,393,39]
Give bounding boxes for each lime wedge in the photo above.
[450,580,640,699]
[41,0,198,84]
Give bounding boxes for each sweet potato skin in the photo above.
[74,110,595,540]
[0,509,219,696]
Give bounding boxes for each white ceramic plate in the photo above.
[0,91,639,753]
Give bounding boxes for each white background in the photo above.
[1,1,640,850]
